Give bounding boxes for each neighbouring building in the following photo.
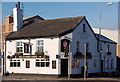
[5,2,117,77]
[93,28,120,72]
[96,34,117,73]
[0,2,44,53]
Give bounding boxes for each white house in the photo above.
[5,2,117,77]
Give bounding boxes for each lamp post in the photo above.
[99,2,113,73]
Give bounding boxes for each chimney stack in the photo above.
[13,2,23,31]
[18,2,20,9]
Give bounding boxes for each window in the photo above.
[37,40,44,52]
[26,60,30,68]
[107,44,110,52]
[111,58,113,69]
[16,42,23,53]
[72,59,79,68]
[52,60,56,69]
[36,59,50,67]
[106,58,109,68]
[10,60,20,67]
[86,43,89,52]
[76,41,79,52]
[100,42,102,50]
[24,43,29,53]
[94,60,96,67]
[83,24,86,32]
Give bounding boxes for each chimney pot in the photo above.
[15,4,17,8]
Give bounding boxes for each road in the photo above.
[2,80,120,82]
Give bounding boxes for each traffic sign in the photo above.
[2,55,4,58]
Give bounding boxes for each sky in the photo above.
[2,0,120,2]
[0,2,118,30]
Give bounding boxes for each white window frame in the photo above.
[16,42,23,53]
[10,60,21,67]
[36,59,50,67]
[37,40,44,52]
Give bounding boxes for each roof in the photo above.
[6,16,85,40]
[96,34,117,44]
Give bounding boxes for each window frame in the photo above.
[83,24,86,32]
[37,40,44,52]
[35,59,50,67]
[86,43,89,52]
[10,60,21,67]
[24,43,30,53]
[76,41,80,52]
[16,42,23,53]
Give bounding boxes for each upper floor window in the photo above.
[83,24,86,32]
[24,43,29,53]
[16,42,23,53]
[107,44,110,52]
[37,40,44,52]
[86,43,89,52]
[76,41,80,52]
[100,42,102,50]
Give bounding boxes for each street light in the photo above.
[99,2,113,73]
[99,2,113,35]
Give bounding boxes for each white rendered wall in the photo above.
[6,38,59,74]
[13,7,23,31]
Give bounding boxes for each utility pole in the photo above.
[0,0,3,76]
[84,44,86,80]
[68,43,70,80]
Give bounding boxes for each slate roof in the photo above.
[96,34,117,44]
[6,16,85,40]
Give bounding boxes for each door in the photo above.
[101,60,103,72]
[61,59,68,77]
[26,60,30,68]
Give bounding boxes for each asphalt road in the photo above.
[2,80,120,82]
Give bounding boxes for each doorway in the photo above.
[26,60,30,68]
[61,59,68,77]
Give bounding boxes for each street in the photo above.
[1,80,120,82]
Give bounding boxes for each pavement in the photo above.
[1,74,120,81]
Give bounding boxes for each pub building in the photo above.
[5,2,117,77]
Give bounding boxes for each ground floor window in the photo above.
[10,60,20,67]
[36,59,50,67]
[72,59,79,68]
[106,58,109,69]
[111,58,114,69]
